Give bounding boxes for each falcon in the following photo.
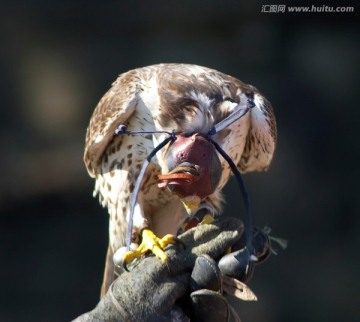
[83,63,276,296]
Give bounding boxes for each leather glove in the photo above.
[187,254,242,322]
[184,226,274,322]
[72,217,243,322]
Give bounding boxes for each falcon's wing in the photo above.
[83,69,150,297]
[237,88,277,173]
[84,69,141,177]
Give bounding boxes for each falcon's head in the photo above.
[158,134,222,215]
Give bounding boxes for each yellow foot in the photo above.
[123,229,175,264]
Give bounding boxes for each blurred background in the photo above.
[0,0,359,321]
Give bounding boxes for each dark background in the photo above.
[0,1,359,321]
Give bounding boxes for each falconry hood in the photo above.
[158,134,222,202]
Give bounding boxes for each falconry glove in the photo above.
[73,217,276,321]
[73,217,246,321]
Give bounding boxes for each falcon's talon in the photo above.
[122,229,176,265]
[158,233,176,249]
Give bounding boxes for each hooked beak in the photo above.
[158,162,201,216]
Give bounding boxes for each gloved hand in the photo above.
[184,226,272,322]
[187,254,243,322]
[72,217,244,322]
